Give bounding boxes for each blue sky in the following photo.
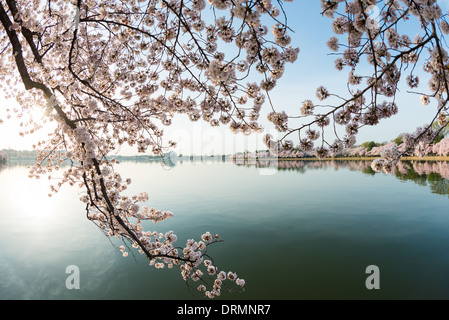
[1,1,449,155]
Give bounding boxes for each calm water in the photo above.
[1,158,449,300]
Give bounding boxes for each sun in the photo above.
[0,164,56,226]
[0,96,55,150]
[14,177,56,221]
[24,105,46,123]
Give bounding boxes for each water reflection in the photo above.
[3,157,449,199]
[0,158,37,169]
[233,158,449,197]
[2,157,449,299]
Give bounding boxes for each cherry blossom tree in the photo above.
[1,0,449,298]
[432,137,449,155]
[1,0,299,298]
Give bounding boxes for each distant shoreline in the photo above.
[3,155,449,163]
[233,156,449,161]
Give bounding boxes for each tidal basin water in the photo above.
[1,158,449,299]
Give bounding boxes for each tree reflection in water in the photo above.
[233,158,449,197]
[0,159,36,173]
[2,157,449,198]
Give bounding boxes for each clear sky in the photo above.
[1,1,449,155]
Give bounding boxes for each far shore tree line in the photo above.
[3,129,449,164]
[0,149,37,160]
[4,135,449,163]
[233,130,449,160]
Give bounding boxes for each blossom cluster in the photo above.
[431,138,449,156]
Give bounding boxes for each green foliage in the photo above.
[393,134,404,145]
[1,149,37,159]
[362,166,376,176]
[432,121,449,143]
[361,141,376,151]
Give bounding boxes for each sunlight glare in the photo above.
[0,96,55,150]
